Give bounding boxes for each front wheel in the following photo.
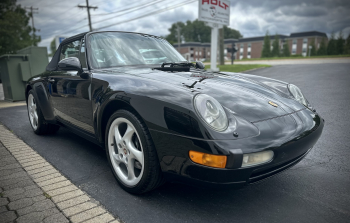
[27,90,60,135]
[105,110,163,194]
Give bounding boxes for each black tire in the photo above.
[27,90,60,135]
[105,109,164,194]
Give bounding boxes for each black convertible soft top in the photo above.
[46,31,164,71]
[46,32,88,71]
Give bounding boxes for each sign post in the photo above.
[198,0,230,72]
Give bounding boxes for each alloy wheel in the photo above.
[28,94,38,130]
[108,117,144,186]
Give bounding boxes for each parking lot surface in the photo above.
[0,63,349,223]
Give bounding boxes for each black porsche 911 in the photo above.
[26,31,324,194]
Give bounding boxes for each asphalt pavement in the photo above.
[0,63,349,223]
[233,57,350,65]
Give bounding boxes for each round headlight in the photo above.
[288,84,308,107]
[194,94,228,132]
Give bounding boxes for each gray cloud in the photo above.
[16,0,350,52]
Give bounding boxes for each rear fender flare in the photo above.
[31,82,55,121]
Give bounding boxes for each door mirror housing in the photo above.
[195,61,205,69]
[58,57,82,72]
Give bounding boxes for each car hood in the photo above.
[95,67,305,123]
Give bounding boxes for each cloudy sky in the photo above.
[17,0,350,53]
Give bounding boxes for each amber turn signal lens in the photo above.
[189,151,227,168]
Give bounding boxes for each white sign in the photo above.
[198,0,230,26]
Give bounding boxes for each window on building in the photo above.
[190,48,194,50]
[292,49,296,54]
[195,51,198,55]
[208,52,210,56]
[190,54,193,57]
[303,38,308,43]
[293,39,297,44]
[248,43,251,48]
[248,52,251,56]
[199,51,202,55]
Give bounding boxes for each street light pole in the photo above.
[176,24,181,52]
[25,6,38,45]
[78,0,98,31]
[308,45,312,57]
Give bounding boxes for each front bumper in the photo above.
[151,110,324,188]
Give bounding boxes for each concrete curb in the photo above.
[0,124,120,223]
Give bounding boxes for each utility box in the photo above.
[0,46,48,101]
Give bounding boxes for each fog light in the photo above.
[241,150,274,168]
[189,151,227,168]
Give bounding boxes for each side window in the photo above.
[60,40,81,61]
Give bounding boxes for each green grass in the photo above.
[239,54,350,61]
[205,64,271,73]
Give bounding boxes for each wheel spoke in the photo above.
[122,125,135,142]
[113,154,122,164]
[34,112,38,123]
[129,143,143,166]
[114,126,122,144]
[127,158,135,180]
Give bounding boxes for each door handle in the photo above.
[48,78,55,83]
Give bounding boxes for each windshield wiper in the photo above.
[152,62,194,72]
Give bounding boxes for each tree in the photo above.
[271,34,280,57]
[165,21,185,44]
[345,34,350,54]
[165,19,242,44]
[261,31,271,58]
[50,38,56,56]
[327,32,337,55]
[309,38,316,56]
[282,40,290,57]
[336,30,345,55]
[0,0,41,55]
[223,25,242,39]
[317,38,327,55]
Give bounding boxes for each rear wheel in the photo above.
[105,110,163,194]
[27,90,60,135]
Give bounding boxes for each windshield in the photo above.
[88,32,186,69]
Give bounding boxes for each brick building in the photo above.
[173,31,328,61]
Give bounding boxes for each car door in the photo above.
[48,38,94,134]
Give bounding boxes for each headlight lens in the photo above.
[194,94,228,132]
[288,84,308,107]
[241,150,274,168]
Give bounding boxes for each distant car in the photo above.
[25,31,324,194]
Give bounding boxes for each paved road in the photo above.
[232,57,350,65]
[0,64,350,223]
[0,84,4,100]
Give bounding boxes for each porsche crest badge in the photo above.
[269,101,278,107]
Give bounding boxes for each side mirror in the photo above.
[58,57,82,72]
[195,61,205,69]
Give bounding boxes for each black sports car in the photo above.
[26,31,324,194]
